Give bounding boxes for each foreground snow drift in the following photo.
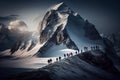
[6,50,120,80]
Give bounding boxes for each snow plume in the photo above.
[8,20,28,32]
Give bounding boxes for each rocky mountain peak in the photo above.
[50,2,69,12]
[37,2,102,55]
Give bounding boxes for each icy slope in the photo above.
[10,32,40,57]
[0,26,40,57]
[7,50,120,80]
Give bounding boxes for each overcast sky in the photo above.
[0,0,120,34]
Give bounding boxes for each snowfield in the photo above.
[6,50,120,80]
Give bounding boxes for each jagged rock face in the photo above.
[38,25,79,54]
[10,32,32,54]
[0,23,39,55]
[40,6,69,44]
[10,31,39,55]
[38,2,102,55]
[83,20,101,40]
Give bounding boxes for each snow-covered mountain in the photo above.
[1,2,120,80]
[0,22,40,57]
[0,2,105,57]
[10,31,39,56]
[37,2,104,56]
[0,2,116,58]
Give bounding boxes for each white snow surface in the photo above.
[40,43,77,57]
[0,45,77,69]
[47,56,115,80]
[50,2,64,10]
[20,51,119,80]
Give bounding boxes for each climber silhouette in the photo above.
[56,58,58,61]
[64,54,66,58]
[70,52,73,56]
[59,56,61,60]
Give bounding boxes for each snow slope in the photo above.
[7,50,120,80]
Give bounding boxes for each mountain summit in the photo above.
[50,2,69,11]
[37,2,103,56]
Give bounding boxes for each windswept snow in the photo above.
[39,43,77,57]
[50,2,64,10]
[0,56,54,69]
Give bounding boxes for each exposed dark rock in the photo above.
[83,20,102,40]
[38,25,79,55]
[78,50,119,74]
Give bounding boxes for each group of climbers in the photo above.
[84,45,100,51]
[63,52,74,58]
[47,58,52,64]
[47,45,100,64]
[56,56,62,61]
[47,52,75,64]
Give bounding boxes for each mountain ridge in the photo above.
[6,50,120,80]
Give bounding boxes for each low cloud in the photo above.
[8,20,28,31]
